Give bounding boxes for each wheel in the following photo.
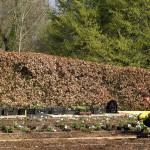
[143,118,150,127]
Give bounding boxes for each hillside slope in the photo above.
[0,51,150,110]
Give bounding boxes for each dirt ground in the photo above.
[0,115,149,150]
[0,131,149,150]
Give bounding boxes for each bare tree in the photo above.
[0,0,49,52]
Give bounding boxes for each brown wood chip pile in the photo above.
[0,51,150,110]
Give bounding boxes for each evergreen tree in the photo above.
[38,0,111,62]
[38,0,150,68]
[95,0,150,67]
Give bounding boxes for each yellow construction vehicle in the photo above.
[138,111,150,127]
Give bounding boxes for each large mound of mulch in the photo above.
[0,51,150,110]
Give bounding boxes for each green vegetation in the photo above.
[1,0,149,68]
[0,115,148,133]
[73,105,90,111]
[0,125,14,133]
[38,0,150,69]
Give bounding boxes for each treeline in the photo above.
[0,0,150,68]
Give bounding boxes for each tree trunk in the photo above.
[2,35,9,51]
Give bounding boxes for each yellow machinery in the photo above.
[138,111,150,127]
